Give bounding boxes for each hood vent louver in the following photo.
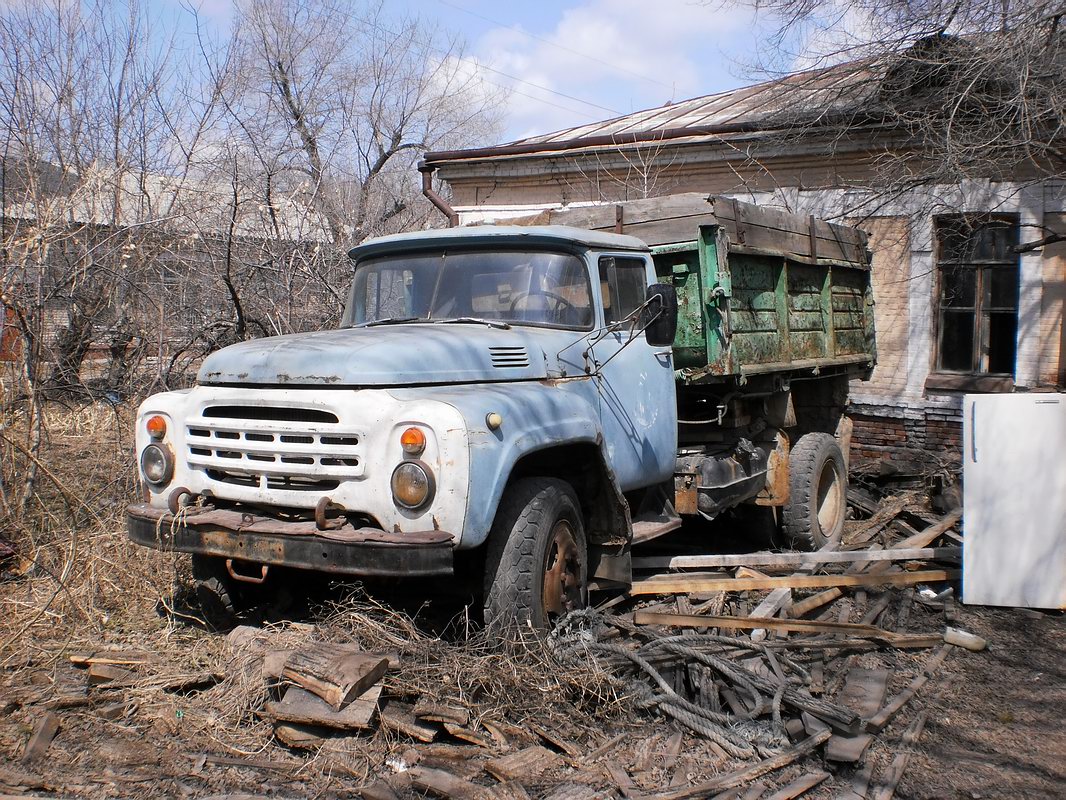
[489,346,530,369]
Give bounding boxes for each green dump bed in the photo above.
[523,193,876,385]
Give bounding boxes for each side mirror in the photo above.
[642,283,678,347]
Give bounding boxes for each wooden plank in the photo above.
[203,754,297,771]
[414,698,470,726]
[69,651,150,668]
[631,569,960,595]
[791,588,843,618]
[380,703,438,743]
[407,766,493,800]
[868,711,928,800]
[866,646,950,733]
[484,745,564,782]
[358,780,403,800]
[631,547,960,571]
[274,722,328,750]
[638,730,831,800]
[888,509,962,550]
[826,733,874,764]
[529,722,583,758]
[20,713,59,762]
[826,670,885,762]
[282,644,388,711]
[87,663,137,686]
[748,589,791,643]
[633,611,940,648]
[839,668,891,717]
[265,684,381,730]
[762,770,830,800]
[443,722,495,749]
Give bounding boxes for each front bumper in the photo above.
[126,503,454,577]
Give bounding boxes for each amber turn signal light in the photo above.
[400,427,426,455]
[146,415,167,439]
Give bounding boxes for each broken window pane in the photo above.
[987,312,1017,374]
[940,310,975,371]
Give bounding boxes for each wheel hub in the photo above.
[542,519,582,619]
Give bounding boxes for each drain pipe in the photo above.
[418,161,459,227]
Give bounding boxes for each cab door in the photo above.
[589,254,678,491]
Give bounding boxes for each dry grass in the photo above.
[0,402,631,793]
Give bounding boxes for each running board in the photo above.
[631,516,683,546]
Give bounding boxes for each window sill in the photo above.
[925,373,1015,393]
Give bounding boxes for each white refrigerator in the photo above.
[962,393,1066,608]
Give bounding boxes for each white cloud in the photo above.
[473,0,756,141]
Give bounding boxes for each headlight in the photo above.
[391,461,434,509]
[140,443,174,487]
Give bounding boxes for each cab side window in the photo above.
[599,256,648,324]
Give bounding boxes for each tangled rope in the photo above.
[549,608,857,753]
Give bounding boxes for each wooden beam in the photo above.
[633,611,941,648]
[763,770,830,800]
[866,646,950,733]
[20,712,59,762]
[790,588,843,618]
[630,569,959,595]
[631,546,960,571]
[869,711,928,800]
[888,509,962,550]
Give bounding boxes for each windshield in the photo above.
[342,249,594,330]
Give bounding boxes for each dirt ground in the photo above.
[1,405,1064,799]
[895,604,1066,799]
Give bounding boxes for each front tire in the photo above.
[781,433,847,550]
[483,478,587,635]
[192,554,239,629]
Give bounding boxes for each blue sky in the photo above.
[172,0,770,144]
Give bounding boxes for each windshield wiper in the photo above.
[353,316,420,328]
[433,317,512,330]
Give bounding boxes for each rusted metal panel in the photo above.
[126,506,455,577]
[674,471,699,515]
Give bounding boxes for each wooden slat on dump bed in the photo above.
[508,193,868,266]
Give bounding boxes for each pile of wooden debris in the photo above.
[4,492,979,800]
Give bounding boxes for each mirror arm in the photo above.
[583,296,665,376]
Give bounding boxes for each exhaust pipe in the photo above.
[418,161,459,227]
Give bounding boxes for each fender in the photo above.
[390,378,613,549]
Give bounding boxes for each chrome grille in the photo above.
[186,409,364,491]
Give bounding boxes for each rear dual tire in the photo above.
[781,432,847,550]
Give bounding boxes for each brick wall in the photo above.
[849,409,962,467]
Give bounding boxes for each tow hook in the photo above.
[315,497,347,530]
[225,559,269,584]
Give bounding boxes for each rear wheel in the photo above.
[782,432,847,550]
[483,478,587,635]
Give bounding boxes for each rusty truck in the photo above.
[126,192,875,630]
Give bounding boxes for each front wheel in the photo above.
[483,478,587,635]
[781,432,847,550]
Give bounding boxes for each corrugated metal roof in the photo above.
[508,59,882,147]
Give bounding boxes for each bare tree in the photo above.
[721,0,1065,243]
[0,0,503,514]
